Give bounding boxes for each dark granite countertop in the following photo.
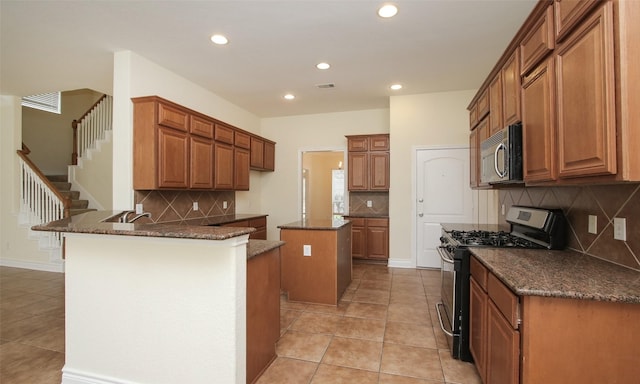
[247,240,285,259]
[32,210,256,241]
[343,214,389,219]
[278,218,351,230]
[470,247,640,304]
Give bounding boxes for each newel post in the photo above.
[71,119,78,165]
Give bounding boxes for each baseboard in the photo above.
[0,257,64,273]
[62,367,138,384]
[387,258,416,269]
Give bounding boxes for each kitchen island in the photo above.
[278,218,351,305]
[33,211,283,384]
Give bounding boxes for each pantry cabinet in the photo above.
[346,134,390,191]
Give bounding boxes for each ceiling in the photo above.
[1,0,536,118]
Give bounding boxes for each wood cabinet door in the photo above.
[489,73,504,135]
[469,102,478,129]
[522,56,557,183]
[157,127,189,188]
[214,142,234,190]
[348,152,368,190]
[487,300,520,384]
[189,137,213,189]
[347,137,368,151]
[502,50,522,126]
[190,115,214,138]
[369,135,390,151]
[469,278,487,384]
[477,118,491,187]
[250,136,265,169]
[520,5,555,76]
[370,152,390,190]
[158,102,188,132]
[214,123,234,144]
[469,128,479,188]
[477,88,490,121]
[554,0,602,42]
[263,141,275,171]
[556,3,616,179]
[350,224,366,259]
[234,130,251,149]
[366,220,389,260]
[234,147,250,191]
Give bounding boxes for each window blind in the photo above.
[21,92,61,114]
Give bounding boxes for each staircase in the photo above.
[46,175,96,216]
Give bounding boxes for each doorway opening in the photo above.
[301,150,346,220]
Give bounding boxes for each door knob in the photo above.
[418,213,424,217]
[418,198,424,202]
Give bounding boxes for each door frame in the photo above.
[411,145,477,268]
[297,146,347,218]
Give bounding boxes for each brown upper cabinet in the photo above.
[346,134,390,191]
[468,89,489,130]
[554,0,602,42]
[520,4,555,75]
[250,136,275,171]
[488,74,503,135]
[502,49,522,126]
[132,96,276,191]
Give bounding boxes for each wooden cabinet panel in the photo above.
[214,142,234,190]
[469,278,487,384]
[235,130,251,149]
[369,152,390,190]
[470,255,488,290]
[190,115,213,138]
[488,273,520,329]
[263,141,275,171]
[214,123,234,144]
[347,137,368,151]
[469,128,479,188]
[189,137,213,189]
[556,2,616,179]
[158,102,188,132]
[250,136,265,169]
[502,49,522,126]
[350,222,366,259]
[522,56,557,183]
[521,5,555,76]
[157,127,189,188]
[366,221,388,260]
[487,300,520,384]
[234,147,250,191]
[477,89,490,121]
[347,152,368,190]
[477,118,490,188]
[469,102,478,130]
[554,0,601,42]
[489,73,504,135]
[369,135,390,151]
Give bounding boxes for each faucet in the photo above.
[119,211,152,223]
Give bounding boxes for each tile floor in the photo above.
[0,263,481,384]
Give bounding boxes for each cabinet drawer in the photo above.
[367,218,388,227]
[369,135,390,151]
[235,131,251,149]
[521,4,555,76]
[190,115,214,138]
[215,123,234,144]
[488,273,519,329]
[249,217,267,229]
[470,256,488,291]
[347,137,368,151]
[345,217,365,227]
[223,220,249,228]
[158,103,188,132]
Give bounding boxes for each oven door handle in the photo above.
[437,246,455,264]
[435,302,454,337]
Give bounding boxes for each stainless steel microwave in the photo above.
[480,123,523,184]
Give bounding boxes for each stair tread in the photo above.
[46,175,68,182]
[51,181,71,191]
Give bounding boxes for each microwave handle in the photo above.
[494,143,507,178]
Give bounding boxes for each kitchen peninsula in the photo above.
[33,211,283,384]
[279,218,351,305]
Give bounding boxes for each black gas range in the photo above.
[435,206,567,362]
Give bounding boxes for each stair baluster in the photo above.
[72,94,112,165]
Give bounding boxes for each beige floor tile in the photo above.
[0,314,62,341]
[305,301,349,315]
[321,336,382,372]
[384,321,437,349]
[255,357,318,384]
[391,274,423,285]
[390,268,421,277]
[290,312,342,335]
[0,292,52,313]
[390,291,428,306]
[379,372,443,383]
[438,349,481,384]
[362,268,393,282]
[16,317,65,353]
[358,279,391,291]
[392,282,428,296]
[311,364,379,384]
[380,343,444,381]
[387,303,431,325]
[352,288,390,305]
[423,284,441,296]
[335,316,385,342]
[0,341,64,384]
[280,297,309,311]
[15,295,64,316]
[276,330,332,362]
[340,289,355,302]
[280,309,303,333]
[433,326,450,350]
[344,302,388,320]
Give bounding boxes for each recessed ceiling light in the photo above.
[390,84,403,90]
[316,62,331,70]
[210,34,228,45]
[284,94,295,100]
[378,4,398,18]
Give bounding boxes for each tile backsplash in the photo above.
[134,190,235,223]
[348,192,389,216]
[499,183,640,271]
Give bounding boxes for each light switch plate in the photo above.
[223,201,228,209]
[588,215,597,234]
[366,200,373,208]
[135,203,143,214]
[303,245,311,256]
[614,217,627,241]
[193,201,199,211]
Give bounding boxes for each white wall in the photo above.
[261,109,390,239]
[111,51,262,210]
[71,132,113,210]
[388,90,497,268]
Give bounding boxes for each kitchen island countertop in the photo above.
[278,218,350,230]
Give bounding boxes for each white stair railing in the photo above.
[72,95,113,164]
[17,148,69,250]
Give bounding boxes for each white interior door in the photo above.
[416,147,474,268]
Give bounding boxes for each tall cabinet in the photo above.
[346,134,390,191]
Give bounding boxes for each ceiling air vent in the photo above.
[316,83,335,89]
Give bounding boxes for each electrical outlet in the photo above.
[501,204,506,216]
[223,201,228,209]
[366,200,373,208]
[588,215,597,234]
[303,245,311,256]
[193,201,199,211]
[135,203,143,214]
[614,217,627,241]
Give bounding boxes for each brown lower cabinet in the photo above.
[246,246,280,384]
[470,255,640,384]
[221,216,267,240]
[345,216,389,261]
